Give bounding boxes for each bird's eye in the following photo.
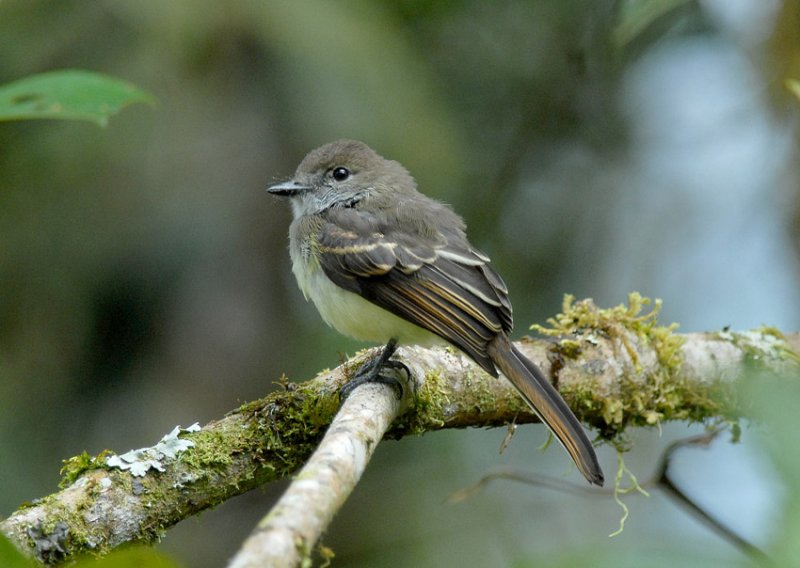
[332,166,350,182]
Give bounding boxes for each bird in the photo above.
[268,139,603,486]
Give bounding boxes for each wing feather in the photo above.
[316,207,512,376]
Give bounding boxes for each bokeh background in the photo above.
[2,1,800,566]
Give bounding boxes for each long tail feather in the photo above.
[488,335,604,486]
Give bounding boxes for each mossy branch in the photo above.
[2,298,798,565]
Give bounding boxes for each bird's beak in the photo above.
[267,180,311,197]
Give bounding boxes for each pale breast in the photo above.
[297,261,440,346]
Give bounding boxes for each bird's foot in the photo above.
[339,338,410,401]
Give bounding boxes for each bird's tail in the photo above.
[488,335,604,486]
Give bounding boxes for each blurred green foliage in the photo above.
[743,370,800,565]
[0,535,179,568]
[613,0,695,48]
[0,532,36,568]
[73,547,180,568]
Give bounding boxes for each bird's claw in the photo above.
[339,339,407,401]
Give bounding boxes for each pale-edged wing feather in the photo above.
[316,207,512,376]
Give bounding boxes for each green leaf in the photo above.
[0,533,37,568]
[0,70,155,126]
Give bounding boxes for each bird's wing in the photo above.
[316,207,512,375]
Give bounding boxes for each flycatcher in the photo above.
[268,139,603,486]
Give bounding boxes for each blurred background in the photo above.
[2,1,799,566]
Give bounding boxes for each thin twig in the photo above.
[655,431,770,561]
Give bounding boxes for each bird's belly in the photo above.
[298,266,440,346]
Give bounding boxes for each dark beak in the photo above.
[267,180,311,197]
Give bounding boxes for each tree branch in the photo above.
[2,327,797,565]
[228,378,408,568]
